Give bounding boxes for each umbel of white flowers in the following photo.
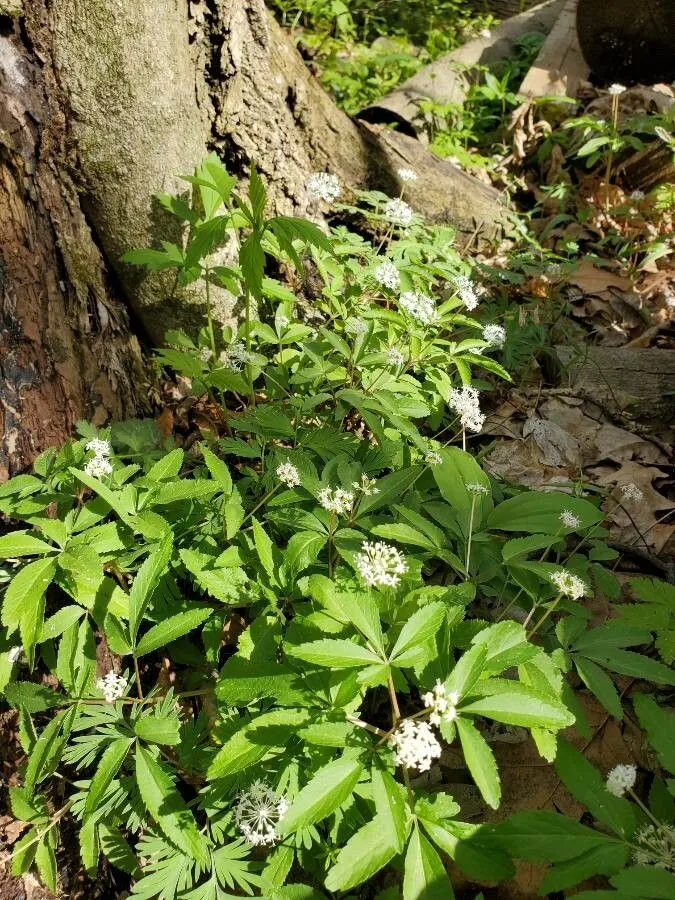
[632,823,675,870]
[605,763,636,797]
[399,291,437,325]
[453,274,480,310]
[219,342,253,372]
[550,570,587,600]
[389,719,442,772]
[384,198,414,227]
[276,460,300,488]
[373,259,401,291]
[448,385,485,433]
[559,509,581,529]
[234,780,289,847]
[482,323,506,347]
[96,672,128,703]
[423,680,460,726]
[84,438,113,480]
[318,486,354,516]
[306,172,342,203]
[397,168,417,182]
[355,541,407,588]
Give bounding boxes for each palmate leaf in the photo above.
[1,556,57,655]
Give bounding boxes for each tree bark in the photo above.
[1,0,508,476]
[0,15,145,480]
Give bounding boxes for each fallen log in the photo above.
[618,141,675,194]
[519,0,588,99]
[358,0,565,134]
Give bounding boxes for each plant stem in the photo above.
[628,788,663,828]
[465,494,476,576]
[241,484,280,527]
[204,266,217,360]
[528,592,563,638]
[133,656,144,700]
[388,672,401,724]
[244,287,255,406]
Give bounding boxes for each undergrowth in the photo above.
[0,155,673,899]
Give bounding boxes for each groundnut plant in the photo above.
[0,157,673,898]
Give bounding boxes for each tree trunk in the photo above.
[0,13,145,480]
[1,0,507,476]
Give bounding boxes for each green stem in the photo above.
[465,494,476,577]
[244,287,255,406]
[528,592,563,639]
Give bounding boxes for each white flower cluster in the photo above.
[621,483,643,503]
[550,569,587,600]
[347,317,368,336]
[355,541,407,588]
[306,172,342,203]
[84,438,113,480]
[234,780,289,847]
[386,346,405,367]
[608,83,626,95]
[199,346,214,362]
[605,763,637,797]
[373,259,400,290]
[482,324,506,347]
[632,823,675,871]
[559,509,581,529]
[318,486,354,516]
[7,646,22,664]
[466,482,488,495]
[276,460,300,488]
[448,385,485,433]
[399,291,437,325]
[389,719,442,772]
[351,474,379,496]
[397,168,417,182]
[425,450,443,466]
[629,189,645,201]
[453,274,480,311]
[384,198,414,227]
[96,672,128,703]
[219,342,253,372]
[422,680,460,726]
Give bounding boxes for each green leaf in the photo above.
[0,531,57,558]
[40,605,86,642]
[135,745,208,862]
[610,866,675,899]
[282,531,327,581]
[488,492,602,533]
[128,536,173,646]
[356,467,422,518]
[2,682,64,713]
[581,646,675,686]
[207,709,310,780]
[461,682,574,730]
[278,757,363,834]
[432,447,492,523]
[146,449,184,482]
[372,769,409,854]
[240,234,265,300]
[421,819,514,883]
[286,639,381,668]
[389,602,445,665]
[445,643,487,699]
[457,717,500,809]
[574,657,623,719]
[540,842,630,894]
[70,467,133,520]
[493,809,620,862]
[633,694,675,776]
[135,608,212,657]
[35,837,57,891]
[200,445,233,495]
[25,708,72,796]
[404,827,453,900]
[324,816,398,893]
[554,740,636,839]
[99,823,141,878]
[1,556,57,655]
[334,591,384,655]
[134,714,181,746]
[85,738,133,816]
[253,518,276,581]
